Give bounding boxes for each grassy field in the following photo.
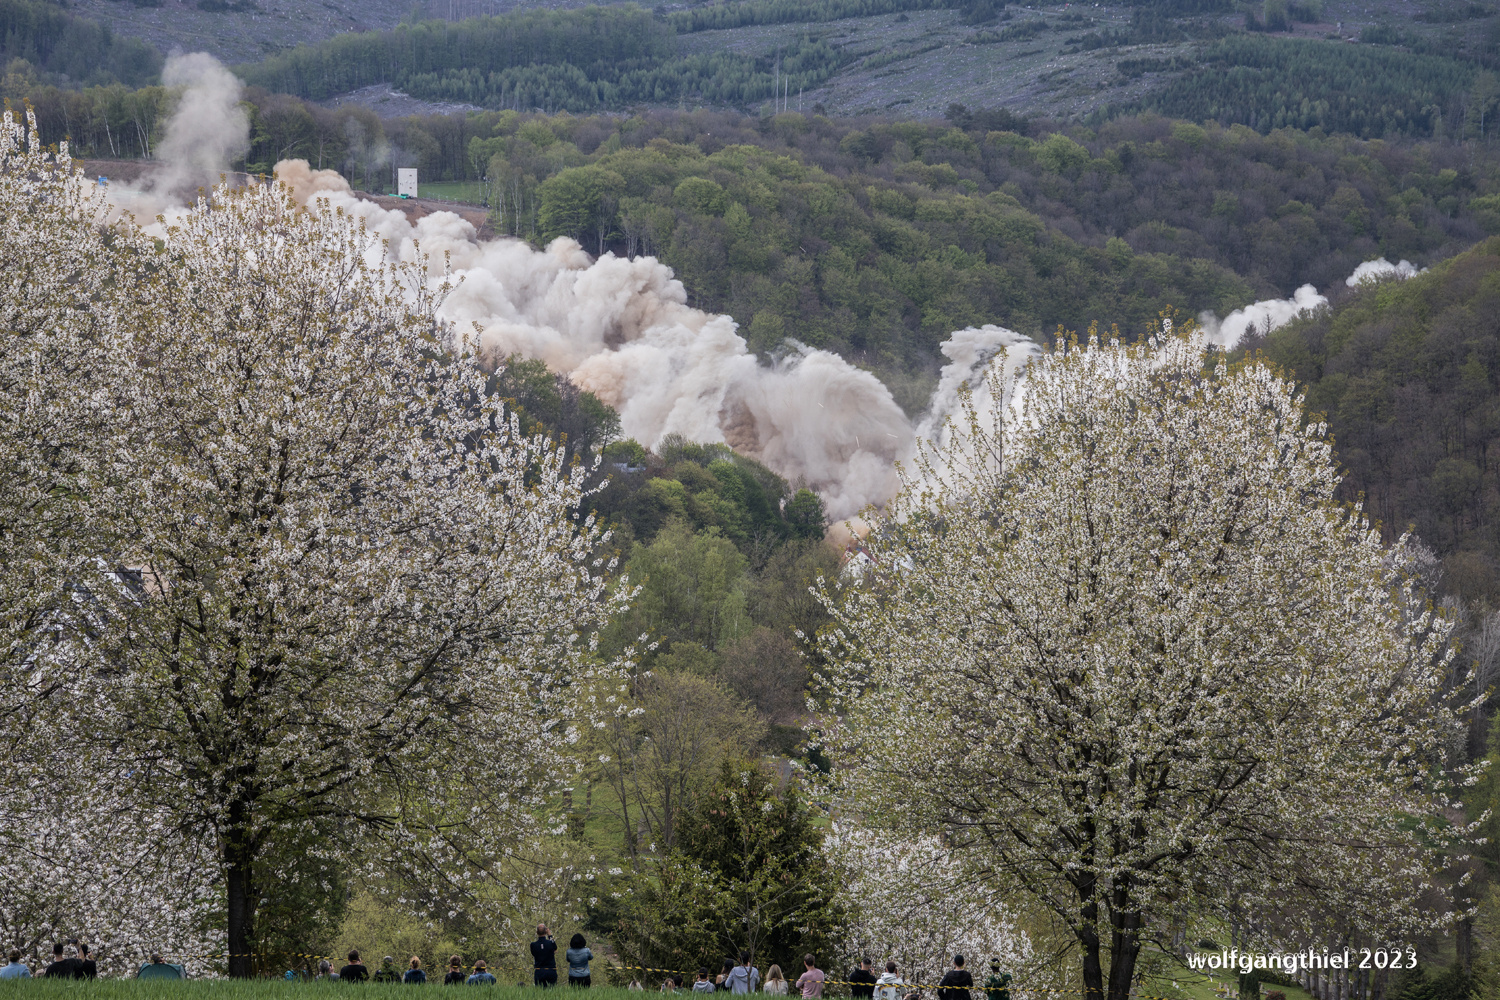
[0,968,1320,1000]
[416,180,490,206]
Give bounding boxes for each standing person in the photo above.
[445,956,467,985]
[468,960,497,985]
[566,933,593,987]
[0,950,31,979]
[795,956,825,999]
[725,952,760,994]
[531,923,558,987]
[374,956,402,983]
[77,943,97,978]
[693,968,717,993]
[937,955,973,1000]
[407,957,428,984]
[43,943,82,978]
[875,962,904,1000]
[763,966,788,995]
[983,962,1011,1000]
[340,950,370,983]
[849,960,877,999]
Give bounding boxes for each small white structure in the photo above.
[397,168,418,198]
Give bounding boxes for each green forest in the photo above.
[1253,237,1500,601]
[0,0,160,88]
[236,5,849,112]
[1139,35,1479,139]
[249,100,1500,392]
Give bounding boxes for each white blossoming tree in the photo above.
[815,330,1474,1000]
[0,142,631,976]
[825,827,1033,987]
[0,111,218,974]
[0,110,119,733]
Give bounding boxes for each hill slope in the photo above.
[1257,237,1500,599]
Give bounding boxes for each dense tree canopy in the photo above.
[1254,237,1500,600]
[818,330,1473,1000]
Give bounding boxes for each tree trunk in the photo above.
[1078,876,1105,1000]
[224,808,256,979]
[1106,888,1142,1000]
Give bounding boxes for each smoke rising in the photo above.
[1346,257,1425,286]
[153,53,250,196]
[105,53,249,224]
[271,158,916,521]
[1198,284,1327,351]
[102,54,1438,527]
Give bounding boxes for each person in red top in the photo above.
[795,956,825,999]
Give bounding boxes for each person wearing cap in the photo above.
[983,962,1011,1000]
[373,956,401,983]
[467,959,497,984]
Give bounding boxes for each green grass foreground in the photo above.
[0,983,650,1000]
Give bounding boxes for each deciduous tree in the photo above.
[816,328,1475,1000]
[11,170,630,977]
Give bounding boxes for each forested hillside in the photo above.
[1139,35,1479,139]
[1255,239,1500,600]
[15,73,1500,393]
[0,0,160,87]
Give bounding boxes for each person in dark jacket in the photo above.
[849,960,877,999]
[78,943,97,979]
[406,957,428,984]
[445,956,467,985]
[373,956,401,983]
[340,950,369,983]
[937,955,973,1000]
[531,924,558,987]
[983,961,1011,1000]
[44,943,83,979]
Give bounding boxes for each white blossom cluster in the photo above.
[0,108,632,976]
[825,826,1034,986]
[814,329,1478,997]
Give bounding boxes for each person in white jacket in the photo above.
[875,962,906,1000]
